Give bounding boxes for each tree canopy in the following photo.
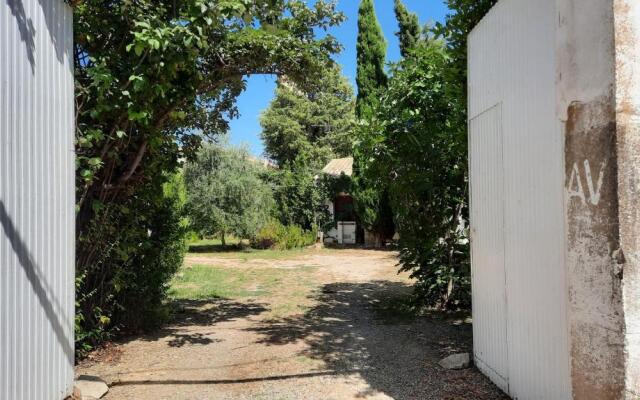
[260,65,356,168]
[269,159,330,231]
[394,0,421,58]
[74,0,344,351]
[355,0,387,119]
[76,0,344,223]
[434,0,498,113]
[259,64,355,233]
[184,143,273,245]
[368,42,469,307]
[350,0,499,305]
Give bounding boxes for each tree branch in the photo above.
[119,140,148,184]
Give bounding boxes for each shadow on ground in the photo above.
[110,370,346,387]
[84,281,507,399]
[247,281,508,400]
[137,298,268,348]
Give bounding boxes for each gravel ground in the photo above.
[76,248,508,400]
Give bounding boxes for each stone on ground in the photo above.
[74,375,109,400]
[439,353,471,370]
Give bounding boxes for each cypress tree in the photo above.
[394,0,420,58]
[353,0,394,246]
[356,0,387,119]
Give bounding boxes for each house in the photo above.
[321,157,357,245]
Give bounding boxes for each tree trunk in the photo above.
[221,231,226,247]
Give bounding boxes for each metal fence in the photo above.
[1,0,75,399]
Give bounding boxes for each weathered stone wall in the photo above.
[558,0,640,398]
[557,0,626,398]
[614,1,640,398]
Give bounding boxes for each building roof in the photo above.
[322,157,353,177]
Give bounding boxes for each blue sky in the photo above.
[228,0,450,156]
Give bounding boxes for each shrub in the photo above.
[360,43,470,309]
[253,220,317,250]
[75,171,187,356]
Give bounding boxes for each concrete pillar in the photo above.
[558,0,640,398]
[615,2,640,398]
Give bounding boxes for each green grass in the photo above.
[169,264,317,300]
[214,247,315,261]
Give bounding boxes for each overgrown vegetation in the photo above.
[364,43,469,308]
[260,65,356,232]
[351,0,497,308]
[73,0,343,354]
[253,219,317,250]
[351,0,395,246]
[72,0,500,354]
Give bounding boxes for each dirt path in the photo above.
[76,249,507,400]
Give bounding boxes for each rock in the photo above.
[438,353,471,370]
[74,375,109,400]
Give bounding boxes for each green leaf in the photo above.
[88,157,102,167]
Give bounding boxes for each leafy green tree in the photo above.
[268,156,330,231]
[370,43,468,307]
[260,65,356,168]
[75,168,188,355]
[73,0,344,350]
[394,0,420,58]
[358,1,498,307]
[355,0,387,119]
[434,0,498,113]
[260,66,354,234]
[352,0,394,246]
[184,143,273,245]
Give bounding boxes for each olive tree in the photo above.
[184,143,273,245]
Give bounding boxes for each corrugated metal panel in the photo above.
[468,0,571,399]
[469,104,509,392]
[1,1,75,399]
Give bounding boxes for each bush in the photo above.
[75,171,187,357]
[252,220,317,250]
[360,43,470,309]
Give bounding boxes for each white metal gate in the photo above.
[468,0,571,398]
[1,1,75,399]
[469,105,509,392]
